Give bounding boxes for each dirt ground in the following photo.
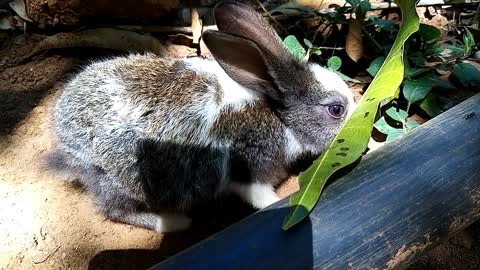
[0,33,479,270]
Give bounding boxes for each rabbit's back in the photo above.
[56,54,265,146]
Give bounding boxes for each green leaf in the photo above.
[405,119,420,131]
[420,93,442,117]
[283,35,307,64]
[452,63,480,87]
[367,56,385,77]
[433,45,464,62]
[345,0,360,7]
[367,19,396,30]
[374,117,406,141]
[270,3,314,16]
[374,116,393,134]
[407,67,431,78]
[462,27,475,57]
[304,38,313,48]
[417,23,441,41]
[356,0,371,19]
[386,128,406,141]
[386,107,408,122]
[409,53,426,66]
[403,76,433,104]
[308,47,322,57]
[282,0,420,230]
[429,76,455,90]
[424,40,442,57]
[327,56,342,71]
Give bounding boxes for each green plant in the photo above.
[283,35,359,82]
[370,24,480,139]
[374,107,419,141]
[282,0,420,230]
[273,0,480,229]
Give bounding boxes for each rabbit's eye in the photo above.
[327,104,345,118]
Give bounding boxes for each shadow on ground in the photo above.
[88,196,255,270]
[89,204,315,270]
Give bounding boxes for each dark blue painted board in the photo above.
[151,93,480,270]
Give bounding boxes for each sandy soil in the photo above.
[26,0,181,26]
[0,33,479,270]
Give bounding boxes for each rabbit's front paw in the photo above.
[230,182,280,209]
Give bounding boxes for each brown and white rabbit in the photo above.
[51,1,354,232]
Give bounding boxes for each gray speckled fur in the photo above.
[51,1,354,232]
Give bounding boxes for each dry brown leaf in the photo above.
[29,28,167,57]
[9,0,32,22]
[346,19,363,62]
[417,7,449,32]
[408,114,427,125]
[296,0,346,9]
[4,28,169,68]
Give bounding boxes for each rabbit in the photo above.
[50,0,354,233]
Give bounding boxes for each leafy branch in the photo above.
[282,0,420,230]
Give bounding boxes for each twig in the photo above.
[256,0,288,34]
[312,21,329,44]
[32,246,60,264]
[104,25,218,34]
[362,25,385,55]
[321,26,333,47]
[318,46,344,50]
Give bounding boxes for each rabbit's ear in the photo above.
[212,0,311,99]
[213,1,293,66]
[202,30,279,100]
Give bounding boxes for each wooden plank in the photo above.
[151,93,480,270]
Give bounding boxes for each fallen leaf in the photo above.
[346,19,363,62]
[408,114,427,125]
[27,28,167,58]
[9,0,32,22]
[295,0,346,9]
